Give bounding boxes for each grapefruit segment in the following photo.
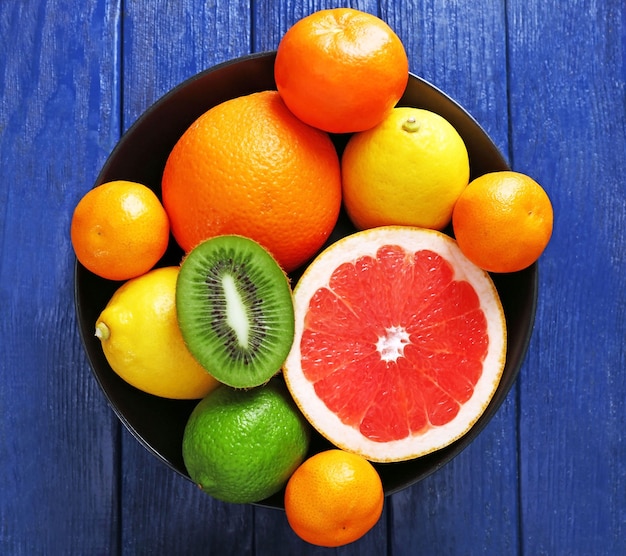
[283,226,507,463]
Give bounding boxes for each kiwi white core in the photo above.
[222,274,249,348]
[175,235,296,389]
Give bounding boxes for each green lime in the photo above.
[182,378,311,504]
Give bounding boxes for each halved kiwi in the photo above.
[176,235,295,388]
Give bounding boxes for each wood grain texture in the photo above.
[251,0,380,53]
[249,2,388,553]
[121,0,252,128]
[1,0,625,553]
[388,2,520,554]
[0,0,121,553]
[507,0,626,553]
[117,2,255,554]
[120,435,254,555]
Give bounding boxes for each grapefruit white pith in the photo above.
[282,226,507,463]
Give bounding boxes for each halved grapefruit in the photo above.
[283,226,507,463]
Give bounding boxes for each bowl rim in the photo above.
[74,50,538,509]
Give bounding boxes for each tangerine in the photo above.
[284,449,384,547]
[161,90,342,273]
[452,171,553,273]
[70,180,170,281]
[274,8,409,133]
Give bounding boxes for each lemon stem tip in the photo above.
[95,321,110,341]
[402,117,419,133]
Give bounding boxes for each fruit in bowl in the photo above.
[73,7,549,548]
[74,47,537,496]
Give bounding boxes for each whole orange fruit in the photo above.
[161,90,342,273]
[71,180,170,281]
[284,449,384,547]
[274,8,409,134]
[452,171,553,273]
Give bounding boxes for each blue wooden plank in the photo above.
[120,436,255,555]
[386,2,520,553]
[116,2,257,554]
[0,0,122,553]
[1,0,624,553]
[248,2,392,553]
[507,0,626,553]
[121,1,253,129]
[251,0,379,53]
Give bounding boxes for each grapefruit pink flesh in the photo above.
[283,227,506,463]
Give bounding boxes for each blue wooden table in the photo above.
[1,1,624,554]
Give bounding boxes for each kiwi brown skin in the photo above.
[175,235,295,389]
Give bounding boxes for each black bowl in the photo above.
[75,51,537,509]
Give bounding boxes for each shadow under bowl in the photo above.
[74,51,538,510]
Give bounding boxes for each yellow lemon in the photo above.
[95,266,219,399]
[341,107,470,231]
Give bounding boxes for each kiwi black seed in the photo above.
[176,235,295,389]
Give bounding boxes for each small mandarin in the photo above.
[275,8,408,133]
[284,449,384,547]
[71,180,170,281]
[452,171,553,273]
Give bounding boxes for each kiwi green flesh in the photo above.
[176,235,295,389]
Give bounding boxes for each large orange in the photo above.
[274,8,409,134]
[284,449,384,547]
[161,90,342,273]
[452,171,553,273]
[70,180,170,281]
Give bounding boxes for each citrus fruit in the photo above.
[452,171,553,273]
[182,379,310,504]
[274,8,409,133]
[95,266,219,399]
[283,226,507,462]
[342,107,470,231]
[284,449,384,547]
[71,180,170,281]
[161,90,342,273]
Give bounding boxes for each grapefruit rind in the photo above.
[282,226,507,463]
